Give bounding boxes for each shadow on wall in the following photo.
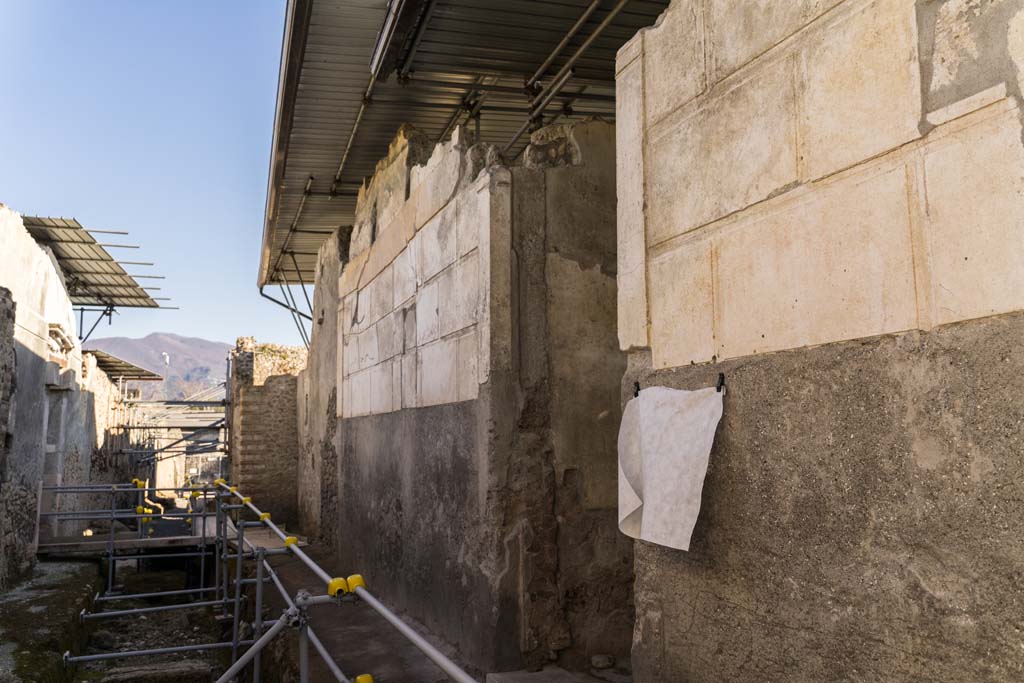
[1,337,138,589]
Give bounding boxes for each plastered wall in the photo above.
[337,127,492,418]
[326,122,631,674]
[616,2,1024,680]
[296,230,342,543]
[617,0,1024,366]
[0,206,142,588]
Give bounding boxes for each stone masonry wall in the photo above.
[338,126,490,417]
[0,206,145,588]
[230,339,305,529]
[617,1,1024,680]
[329,122,629,674]
[296,231,342,543]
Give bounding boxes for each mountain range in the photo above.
[86,332,232,400]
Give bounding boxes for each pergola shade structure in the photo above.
[84,349,164,382]
[259,0,670,287]
[22,216,162,309]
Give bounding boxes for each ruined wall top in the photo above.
[347,124,498,262]
[232,337,306,387]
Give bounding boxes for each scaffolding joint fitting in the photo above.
[327,577,349,597]
[346,574,366,591]
[284,536,298,547]
[259,512,271,521]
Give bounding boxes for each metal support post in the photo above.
[298,618,310,683]
[65,639,257,664]
[231,513,246,662]
[215,608,293,683]
[81,599,225,621]
[96,586,216,603]
[254,547,265,683]
[105,488,116,595]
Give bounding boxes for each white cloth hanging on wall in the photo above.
[617,385,724,551]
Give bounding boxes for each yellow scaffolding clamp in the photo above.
[284,536,298,547]
[355,676,374,683]
[259,512,271,521]
[327,577,349,596]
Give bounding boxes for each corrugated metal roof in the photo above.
[259,0,668,286]
[22,216,161,309]
[84,349,164,381]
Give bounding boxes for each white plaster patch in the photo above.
[930,0,985,90]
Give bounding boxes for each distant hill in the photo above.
[87,333,231,400]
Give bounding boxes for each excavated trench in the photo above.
[0,556,228,683]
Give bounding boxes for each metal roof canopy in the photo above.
[84,349,164,381]
[22,216,165,309]
[259,0,669,287]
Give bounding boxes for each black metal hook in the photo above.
[716,373,725,393]
[633,381,640,398]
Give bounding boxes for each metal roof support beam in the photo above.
[411,78,615,102]
[397,0,439,81]
[81,305,114,343]
[259,286,313,322]
[279,280,310,349]
[504,0,632,154]
[270,175,314,282]
[525,0,602,90]
[329,75,376,197]
[289,252,314,316]
[60,259,155,266]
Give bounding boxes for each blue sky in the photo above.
[0,1,307,345]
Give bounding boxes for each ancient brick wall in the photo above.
[617,1,1024,680]
[229,339,305,529]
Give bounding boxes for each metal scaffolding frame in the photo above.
[50,479,477,683]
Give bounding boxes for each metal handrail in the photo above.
[213,480,479,683]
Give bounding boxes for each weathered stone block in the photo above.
[418,337,457,407]
[357,324,379,370]
[439,251,479,337]
[456,329,479,402]
[715,165,918,360]
[649,238,715,368]
[340,293,356,335]
[369,360,392,415]
[647,56,798,245]
[391,359,402,413]
[416,281,440,344]
[923,105,1024,325]
[401,304,416,354]
[414,201,456,284]
[376,310,403,361]
[616,48,649,350]
[393,243,417,306]
[615,31,643,74]
[362,215,408,286]
[349,368,371,417]
[412,132,464,228]
[643,0,706,127]
[708,0,839,81]
[456,180,486,258]
[797,0,921,180]
[338,249,368,299]
[401,351,417,409]
[367,264,394,325]
[343,333,359,377]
